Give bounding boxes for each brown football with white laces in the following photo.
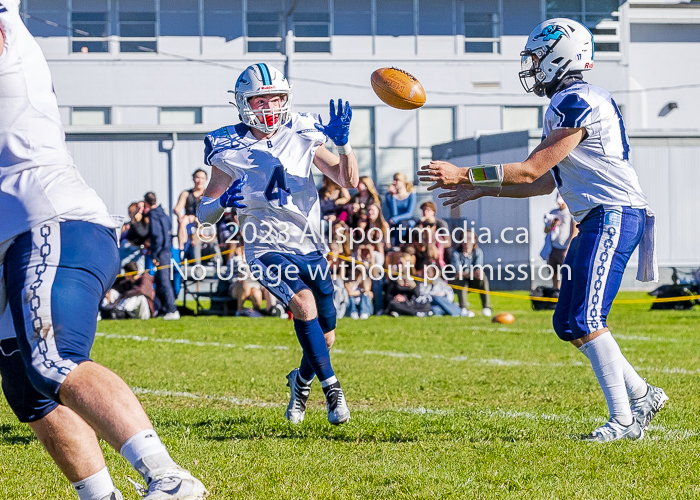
[371,67,426,110]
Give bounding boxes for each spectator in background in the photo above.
[328,242,349,319]
[419,201,451,264]
[451,230,492,318]
[174,169,208,252]
[419,264,462,317]
[319,176,351,234]
[120,201,148,272]
[145,191,179,320]
[342,176,381,227]
[386,172,417,247]
[345,244,374,320]
[101,262,155,320]
[546,194,577,289]
[365,203,390,254]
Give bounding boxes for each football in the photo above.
[492,312,515,325]
[370,67,426,110]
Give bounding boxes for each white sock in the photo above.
[578,337,648,400]
[621,357,648,400]
[320,375,338,388]
[120,429,175,479]
[72,467,115,500]
[580,332,633,426]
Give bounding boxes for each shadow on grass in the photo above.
[0,424,35,445]
[185,412,538,444]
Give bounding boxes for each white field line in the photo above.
[131,387,696,441]
[98,333,699,376]
[131,387,279,407]
[96,332,289,351]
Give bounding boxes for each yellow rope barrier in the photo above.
[117,249,699,306]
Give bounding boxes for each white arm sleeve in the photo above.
[196,196,225,225]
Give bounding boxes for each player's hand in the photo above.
[438,184,500,208]
[315,99,352,146]
[417,161,469,191]
[219,175,247,209]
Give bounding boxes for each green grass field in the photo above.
[1,292,699,499]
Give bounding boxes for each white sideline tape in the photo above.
[130,388,695,441]
[98,333,699,376]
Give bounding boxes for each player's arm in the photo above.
[314,144,359,189]
[314,99,359,188]
[438,173,555,208]
[196,166,246,225]
[418,127,585,189]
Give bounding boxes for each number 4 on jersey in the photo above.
[265,165,291,205]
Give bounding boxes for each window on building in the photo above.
[376,148,415,188]
[71,10,109,53]
[160,108,203,125]
[334,0,371,36]
[420,0,455,36]
[293,13,331,52]
[203,0,243,39]
[247,0,284,53]
[246,13,283,52]
[160,0,200,37]
[71,107,111,126]
[502,107,543,131]
[347,108,375,179]
[26,0,68,37]
[546,0,621,52]
[119,0,157,53]
[464,0,502,53]
[419,108,455,172]
[376,0,415,36]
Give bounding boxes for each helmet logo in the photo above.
[534,25,568,42]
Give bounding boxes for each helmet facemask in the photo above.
[519,48,550,97]
[236,90,292,134]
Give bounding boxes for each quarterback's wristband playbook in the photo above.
[468,164,504,187]
[196,196,225,224]
[337,143,352,155]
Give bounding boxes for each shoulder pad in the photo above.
[293,113,324,137]
[204,125,249,165]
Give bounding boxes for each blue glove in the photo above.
[314,99,352,146]
[219,175,247,209]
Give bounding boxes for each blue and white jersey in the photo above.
[543,82,648,222]
[0,0,121,245]
[204,113,329,260]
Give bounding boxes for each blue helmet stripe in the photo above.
[257,63,272,85]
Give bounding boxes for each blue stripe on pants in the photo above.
[5,221,119,402]
[552,205,645,341]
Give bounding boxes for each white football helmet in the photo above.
[519,18,594,97]
[231,63,292,133]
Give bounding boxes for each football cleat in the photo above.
[133,467,208,500]
[582,419,643,443]
[285,368,311,424]
[631,384,669,431]
[323,382,350,425]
